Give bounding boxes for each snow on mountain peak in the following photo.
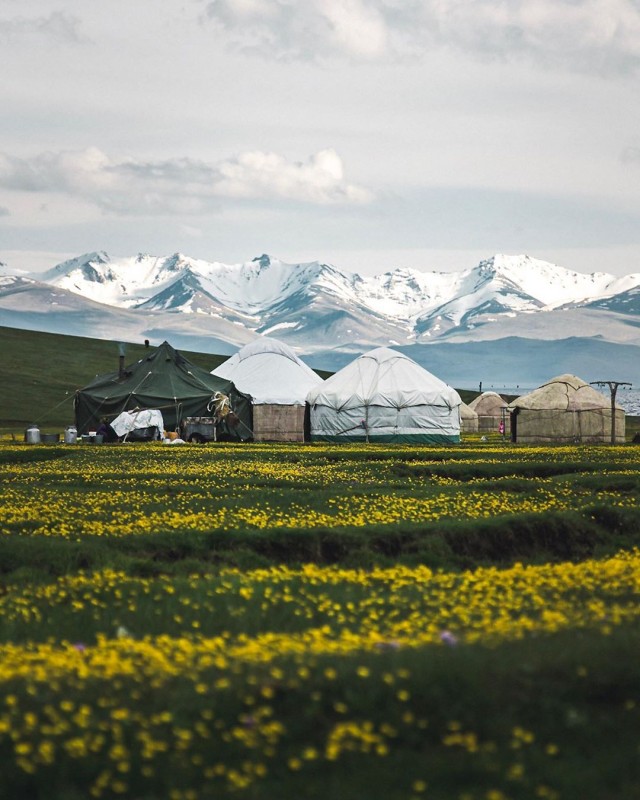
[18,250,640,345]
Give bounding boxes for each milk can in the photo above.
[25,424,41,444]
[64,425,78,444]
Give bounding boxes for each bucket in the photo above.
[94,434,104,444]
[41,433,60,444]
[25,425,41,444]
[64,426,78,445]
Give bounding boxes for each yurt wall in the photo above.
[252,405,307,442]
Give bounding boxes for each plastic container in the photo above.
[25,425,41,444]
[64,426,78,444]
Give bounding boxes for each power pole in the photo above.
[590,381,632,444]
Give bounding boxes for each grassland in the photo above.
[0,326,336,434]
[0,326,232,433]
[1,439,640,799]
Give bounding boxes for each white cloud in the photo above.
[0,146,372,215]
[215,148,372,204]
[0,11,85,44]
[201,0,640,72]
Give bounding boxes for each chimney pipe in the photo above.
[118,343,126,379]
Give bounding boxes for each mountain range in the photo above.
[1,251,640,386]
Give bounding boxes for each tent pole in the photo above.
[590,380,632,444]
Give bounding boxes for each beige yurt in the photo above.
[509,374,625,444]
[459,402,479,434]
[468,391,509,433]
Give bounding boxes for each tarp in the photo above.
[74,341,252,438]
[212,337,322,405]
[110,409,165,438]
[306,347,461,443]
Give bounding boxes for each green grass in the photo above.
[0,326,235,432]
[1,325,640,798]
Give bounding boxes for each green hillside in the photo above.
[0,327,230,434]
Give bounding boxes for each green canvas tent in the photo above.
[74,341,252,438]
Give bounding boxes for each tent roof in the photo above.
[80,341,238,403]
[306,347,461,410]
[511,374,623,412]
[468,391,508,414]
[212,337,322,405]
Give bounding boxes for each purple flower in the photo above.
[439,630,458,646]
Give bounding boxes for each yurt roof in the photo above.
[468,391,508,415]
[306,347,461,411]
[511,374,623,412]
[459,401,479,420]
[212,337,322,405]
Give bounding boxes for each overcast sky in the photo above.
[2,0,640,277]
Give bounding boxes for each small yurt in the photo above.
[468,391,510,433]
[306,347,461,444]
[460,402,479,434]
[212,337,322,442]
[510,374,625,444]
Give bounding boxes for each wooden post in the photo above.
[590,381,632,444]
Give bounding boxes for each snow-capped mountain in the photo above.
[27,250,640,346]
[2,250,640,383]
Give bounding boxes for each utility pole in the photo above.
[590,381,631,444]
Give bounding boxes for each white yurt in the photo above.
[306,347,461,444]
[468,391,510,433]
[510,374,625,444]
[212,337,322,442]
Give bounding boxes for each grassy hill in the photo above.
[0,326,232,433]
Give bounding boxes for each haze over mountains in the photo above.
[1,251,640,386]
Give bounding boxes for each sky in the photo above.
[2,0,640,278]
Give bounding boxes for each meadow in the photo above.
[1,440,640,800]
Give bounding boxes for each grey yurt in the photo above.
[468,391,509,433]
[306,347,461,444]
[459,402,479,434]
[509,374,625,444]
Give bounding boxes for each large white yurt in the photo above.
[510,374,625,444]
[212,337,322,442]
[306,347,461,444]
[468,391,510,433]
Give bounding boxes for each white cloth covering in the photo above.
[110,409,165,438]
